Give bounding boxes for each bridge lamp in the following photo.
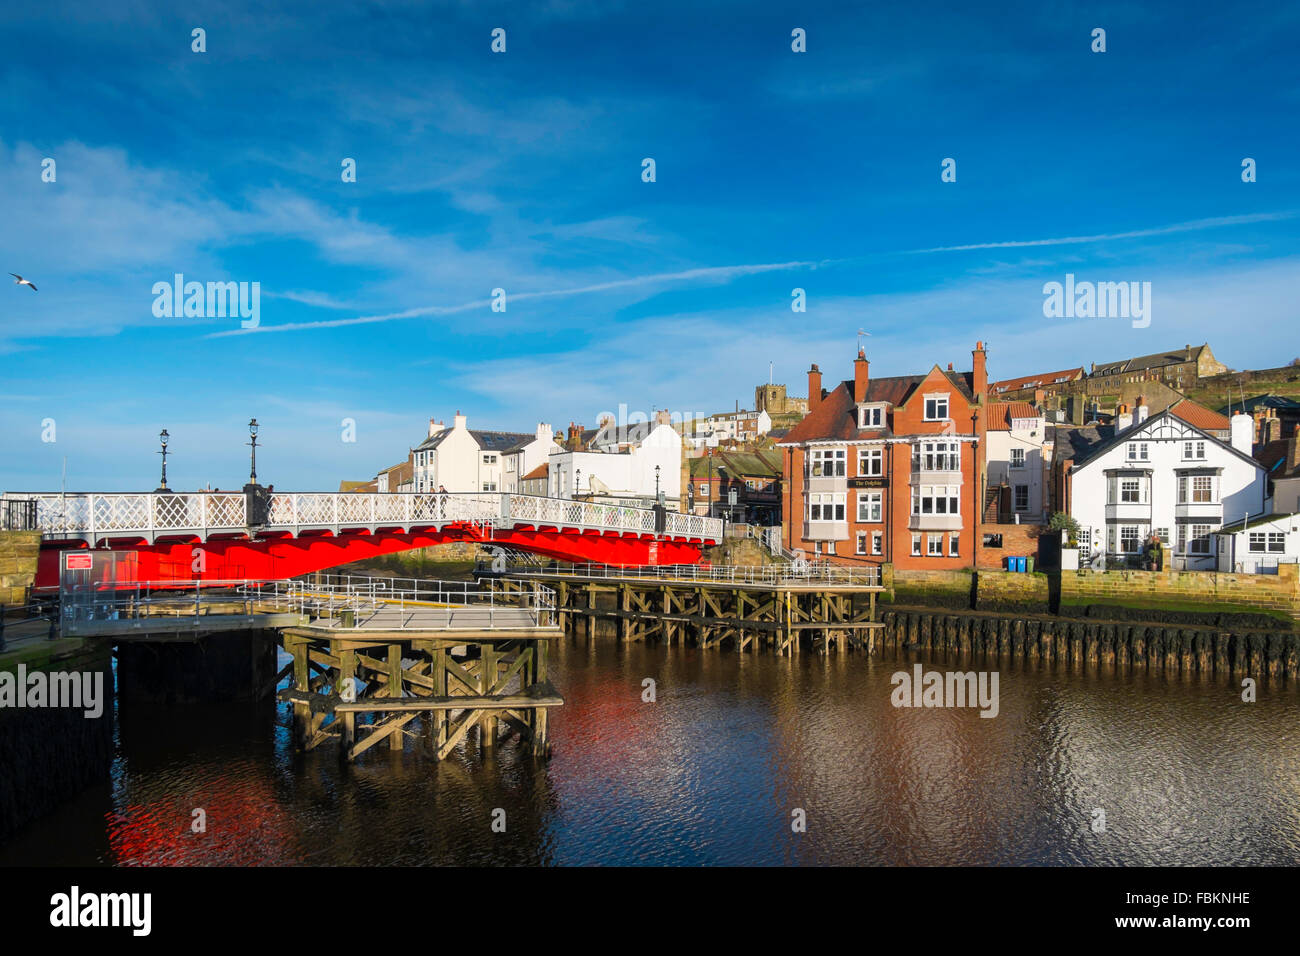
[655,464,661,499]
[247,418,260,484]
[156,429,170,492]
[575,469,581,498]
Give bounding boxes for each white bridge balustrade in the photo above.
[1,490,722,546]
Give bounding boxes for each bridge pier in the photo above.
[277,628,560,763]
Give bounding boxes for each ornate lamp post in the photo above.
[156,429,170,492]
[575,469,582,500]
[247,418,260,485]
[655,464,661,499]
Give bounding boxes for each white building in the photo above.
[1214,513,1300,574]
[411,414,532,493]
[549,422,682,506]
[684,409,772,447]
[1063,405,1266,570]
[501,424,561,494]
[984,401,1050,522]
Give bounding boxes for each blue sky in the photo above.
[1,0,1297,491]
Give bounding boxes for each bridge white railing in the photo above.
[3,490,721,542]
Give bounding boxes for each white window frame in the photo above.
[858,405,884,429]
[808,447,846,478]
[923,394,951,421]
[856,491,883,523]
[857,447,884,477]
[1010,447,1026,469]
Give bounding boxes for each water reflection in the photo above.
[3,635,1297,866]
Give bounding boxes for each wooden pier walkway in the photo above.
[485,564,885,655]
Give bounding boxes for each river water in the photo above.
[3,634,1298,866]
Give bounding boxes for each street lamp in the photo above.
[247,418,260,485]
[156,429,170,492]
[575,469,581,499]
[655,464,661,499]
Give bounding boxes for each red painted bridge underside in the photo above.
[35,522,711,589]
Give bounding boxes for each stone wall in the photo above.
[889,563,1300,622]
[0,532,40,607]
[1059,564,1300,619]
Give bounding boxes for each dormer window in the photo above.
[924,394,950,421]
[858,404,885,429]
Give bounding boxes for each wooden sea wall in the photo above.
[880,608,1300,679]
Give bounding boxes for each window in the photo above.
[1249,532,1267,553]
[1120,525,1141,553]
[1189,525,1212,554]
[1182,441,1206,461]
[927,534,943,556]
[1120,478,1141,503]
[872,532,883,555]
[856,532,867,555]
[482,482,497,492]
[807,493,846,522]
[911,534,922,556]
[949,534,960,557]
[857,447,884,476]
[912,485,960,516]
[914,440,961,471]
[482,454,498,465]
[1178,475,1215,504]
[859,406,883,429]
[924,394,950,421]
[857,491,883,522]
[1154,527,1170,544]
[809,448,846,477]
[1014,485,1029,512]
[1270,533,1286,552]
[1126,442,1149,461]
[1010,448,1026,468]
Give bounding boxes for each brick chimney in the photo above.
[972,341,988,400]
[1290,424,1300,473]
[808,364,823,412]
[854,349,869,403]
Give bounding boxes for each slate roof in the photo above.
[1092,344,1208,377]
[471,430,533,452]
[1216,394,1300,417]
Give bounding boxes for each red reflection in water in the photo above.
[106,777,299,866]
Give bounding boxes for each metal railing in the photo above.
[2,490,722,543]
[1,498,37,531]
[496,561,883,588]
[57,573,559,633]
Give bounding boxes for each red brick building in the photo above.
[776,343,990,569]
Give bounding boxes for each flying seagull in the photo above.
[10,274,37,291]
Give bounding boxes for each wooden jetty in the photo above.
[484,564,886,655]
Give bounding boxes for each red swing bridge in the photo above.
[1,489,723,591]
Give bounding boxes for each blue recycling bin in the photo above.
[1015,556,1027,573]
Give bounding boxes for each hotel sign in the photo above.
[849,478,889,489]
